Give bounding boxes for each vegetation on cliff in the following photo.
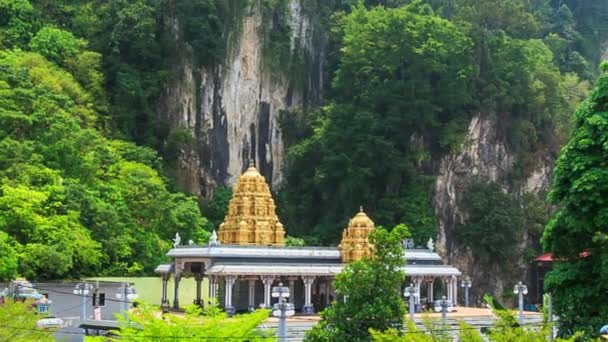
[0,1,207,280]
[279,0,592,246]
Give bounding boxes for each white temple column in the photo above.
[172,272,181,309]
[209,276,218,299]
[248,279,256,311]
[452,276,458,306]
[261,275,275,308]
[288,278,296,303]
[325,278,332,307]
[302,276,316,314]
[446,277,453,302]
[224,275,237,313]
[414,277,422,305]
[429,279,434,302]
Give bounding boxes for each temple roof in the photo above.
[205,262,461,277]
[167,245,443,262]
[339,208,376,263]
[168,245,339,259]
[160,245,460,277]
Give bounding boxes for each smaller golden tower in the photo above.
[218,165,285,246]
[338,207,375,263]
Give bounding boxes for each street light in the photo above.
[403,283,417,320]
[434,296,452,326]
[73,282,93,342]
[460,277,472,307]
[116,282,138,317]
[513,281,528,325]
[272,282,293,342]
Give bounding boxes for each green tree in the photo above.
[29,26,85,65]
[203,186,233,230]
[0,300,55,342]
[542,65,608,337]
[305,224,410,341]
[0,45,207,278]
[0,230,19,281]
[86,302,272,341]
[456,181,524,266]
[285,235,306,246]
[281,3,473,244]
[0,0,34,48]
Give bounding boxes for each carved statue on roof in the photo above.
[172,232,181,248]
[427,238,435,252]
[218,165,285,246]
[209,230,220,246]
[338,207,375,263]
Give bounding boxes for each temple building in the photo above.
[155,166,461,313]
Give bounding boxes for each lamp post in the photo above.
[116,282,138,317]
[434,296,451,326]
[73,282,92,342]
[403,283,417,320]
[460,277,472,307]
[272,282,294,342]
[513,281,528,325]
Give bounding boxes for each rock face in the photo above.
[159,0,325,198]
[433,115,553,303]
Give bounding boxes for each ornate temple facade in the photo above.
[155,166,462,314]
[218,166,285,246]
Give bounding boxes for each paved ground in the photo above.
[262,308,543,341]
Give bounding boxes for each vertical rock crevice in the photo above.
[433,114,553,303]
[159,0,325,197]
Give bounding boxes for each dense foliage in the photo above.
[542,65,608,337]
[87,302,272,341]
[0,300,55,342]
[456,182,524,266]
[0,1,208,280]
[280,2,473,244]
[305,224,409,341]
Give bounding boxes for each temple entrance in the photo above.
[311,277,334,312]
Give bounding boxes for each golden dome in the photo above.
[241,166,263,179]
[349,207,374,228]
[218,165,285,246]
[339,207,375,263]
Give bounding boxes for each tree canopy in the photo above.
[278,0,589,247]
[305,224,410,341]
[87,303,273,342]
[0,4,209,280]
[542,65,608,337]
[0,300,55,342]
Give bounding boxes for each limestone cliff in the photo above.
[159,0,325,197]
[433,115,554,303]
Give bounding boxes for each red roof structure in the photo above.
[535,253,553,262]
[534,251,590,262]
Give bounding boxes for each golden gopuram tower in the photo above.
[338,207,376,263]
[218,165,286,246]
